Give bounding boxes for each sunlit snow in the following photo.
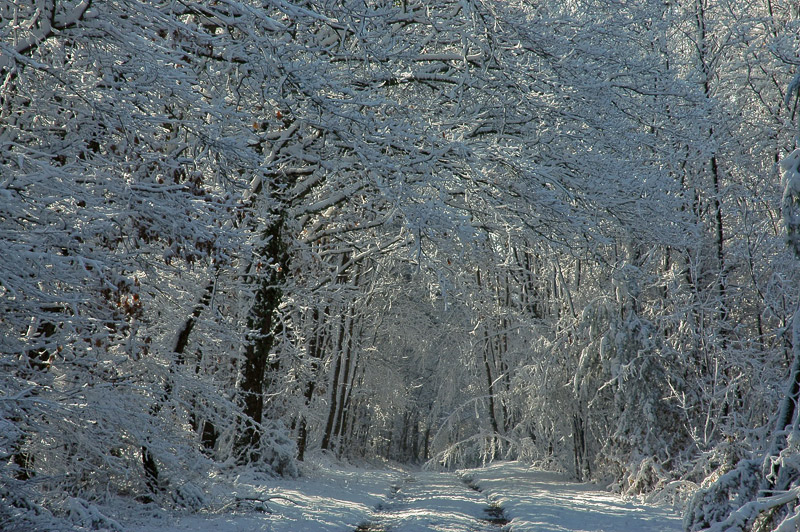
[127,460,681,532]
[466,463,682,532]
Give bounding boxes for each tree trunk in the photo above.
[297,307,325,461]
[174,281,214,363]
[321,316,347,451]
[482,330,501,436]
[333,303,358,450]
[339,349,362,453]
[141,447,160,493]
[147,280,217,486]
[762,311,800,496]
[234,216,287,464]
[572,410,590,481]
[476,269,501,440]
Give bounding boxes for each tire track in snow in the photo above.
[354,471,509,532]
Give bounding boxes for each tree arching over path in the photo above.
[1,0,799,529]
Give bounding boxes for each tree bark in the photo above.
[234,216,287,464]
[333,300,359,450]
[321,317,346,451]
[476,269,501,439]
[297,308,325,461]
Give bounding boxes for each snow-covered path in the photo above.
[465,463,683,532]
[356,471,506,531]
[127,461,683,532]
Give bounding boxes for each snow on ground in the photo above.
[122,459,683,532]
[463,462,683,532]
[127,455,405,532]
[362,470,505,531]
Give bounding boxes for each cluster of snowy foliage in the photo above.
[682,147,800,532]
[0,0,295,524]
[2,0,800,528]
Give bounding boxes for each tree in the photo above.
[0,0,287,520]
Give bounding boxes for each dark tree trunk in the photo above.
[321,255,353,452]
[321,318,347,451]
[572,412,589,481]
[141,447,160,493]
[763,331,800,496]
[146,281,217,487]
[338,352,362,453]
[297,308,325,461]
[174,281,214,363]
[234,216,288,464]
[482,335,500,435]
[333,306,357,449]
[476,269,501,438]
[200,420,218,453]
[411,417,420,462]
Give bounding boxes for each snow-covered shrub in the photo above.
[682,147,800,530]
[683,459,762,531]
[66,497,124,531]
[259,421,299,478]
[566,261,689,490]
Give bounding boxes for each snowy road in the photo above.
[127,461,683,532]
[355,471,507,531]
[466,463,683,532]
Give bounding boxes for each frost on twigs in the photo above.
[66,497,124,531]
[683,459,761,532]
[683,147,800,531]
[171,482,207,511]
[781,149,800,257]
[249,420,299,479]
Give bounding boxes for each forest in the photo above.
[2,0,800,530]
